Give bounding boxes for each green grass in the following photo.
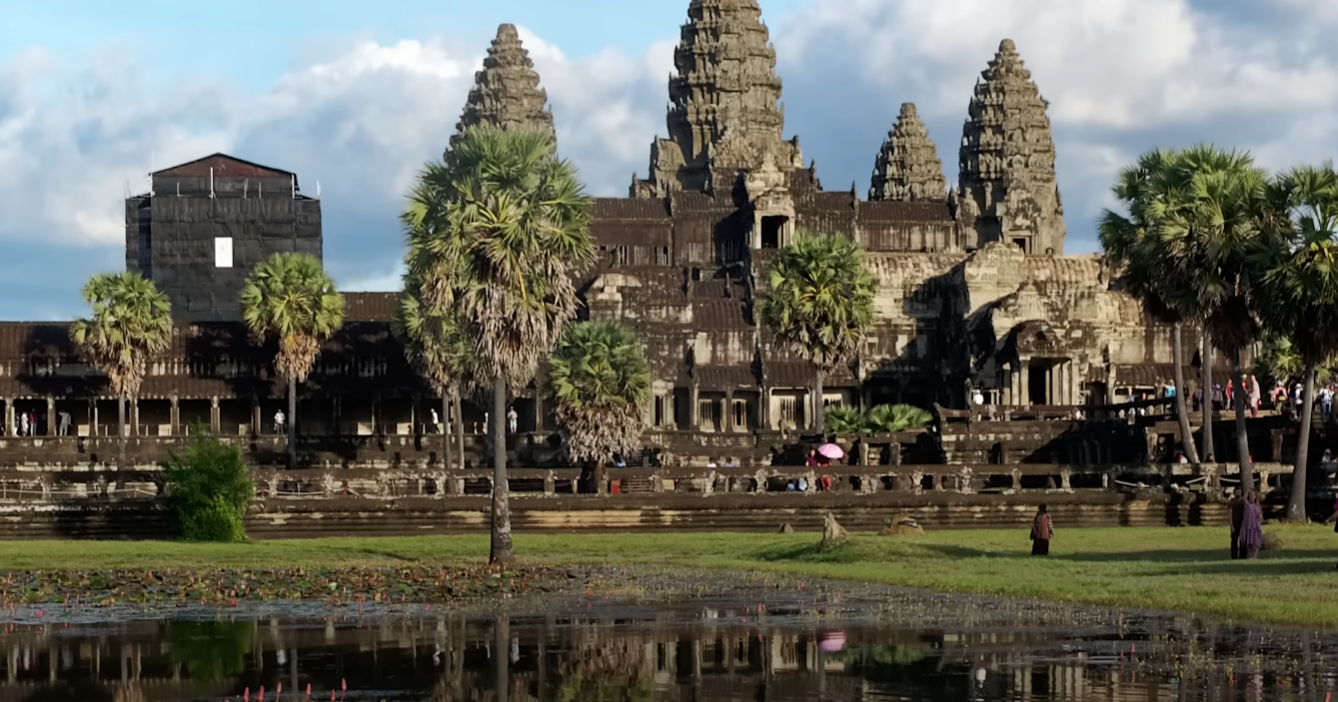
[3,525,1335,626]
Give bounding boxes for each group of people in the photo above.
[10,410,72,437]
[1188,376,1264,417]
[1228,488,1266,559]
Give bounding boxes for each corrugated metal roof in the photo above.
[153,153,295,180]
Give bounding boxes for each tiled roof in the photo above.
[343,292,398,321]
[592,197,671,220]
[859,200,955,223]
[692,365,757,388]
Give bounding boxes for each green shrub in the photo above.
[162,432,254,542]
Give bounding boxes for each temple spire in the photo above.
[449,23,556,153]
[632,0,802,197]
[869,103,947,201]
[954,39,1065,254]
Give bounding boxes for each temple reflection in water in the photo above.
[0,608,1315,701]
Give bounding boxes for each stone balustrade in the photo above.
[0,462,1292,505]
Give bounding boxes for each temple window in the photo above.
[1012,237,1028,252]
[656,247,670,266]
[761,216,788,248]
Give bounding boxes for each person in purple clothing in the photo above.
[1238,490,1264,560]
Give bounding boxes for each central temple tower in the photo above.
[631,0,803,199]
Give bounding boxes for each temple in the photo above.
[0,1,1213,461]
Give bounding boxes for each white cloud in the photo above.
[1,0,1337,302]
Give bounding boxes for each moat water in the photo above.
[0,590,1333,702]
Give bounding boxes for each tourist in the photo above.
[430,407,440,434]
[19,412,28,437]
[614,454,627,468]
[1239,490,1264,560]
[274,409,285,435]
[1249,375,1261,418]
[57,411,70,436]
[805,449,820,467]
[1175,450,1188,464]
[1212,385,1224,411]
[1228,487,1245,559]
[1322,449,1337,485]
[507,406,518,433]
[1321,385,1334,423]
[1030,504,1053,556]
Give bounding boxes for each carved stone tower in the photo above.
[954,39,1065,255]
[868,103,948,201]
[631,0,803,199]
[449,24,556,153]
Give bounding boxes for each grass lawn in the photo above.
[1,525,1335,627]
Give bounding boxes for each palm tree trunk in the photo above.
[489,374,513,565]
[1287,362,1317,521]
[813,369,825,435]
[117,395,127,476]
[1171,323,1200,463]
[454,393,465,470]
[1200,328,1216,462]
[287,376,297,469]
[441,392,452,471]
[595,461,607,496]
[1231,353,1254,495]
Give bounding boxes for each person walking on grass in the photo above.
[1239,490,1264,560]
[1228,487,1245,559]
[1030,504,1053,556]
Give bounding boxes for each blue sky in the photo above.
[1,0,1335,320]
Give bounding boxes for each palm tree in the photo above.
[1252,163,1338,520]
[759,233,876,435]
[240,253,345,469]
[546,321,651,494]
[404,124,594,565]
[1099,148,1203,463]
[395,275,478,470]
[824,406,867,434]
[1157,144,1271,488]
[70,272,173,475]
[865,404,933,433]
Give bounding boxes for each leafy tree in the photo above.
[1099,148,1203,463]
[760,233,876,434]
[1255,334,1305,387]
[162,431,254,542]
[1252,162,1338,519]
[546,321,651,494]
[240,253,344,469]
[70,272,173,475]
[404,125,593,565]
[395,273,480,470]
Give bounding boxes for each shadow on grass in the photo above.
[352,548,423,563]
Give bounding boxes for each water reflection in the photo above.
[0,601,1333,701]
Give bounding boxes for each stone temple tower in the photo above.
[868,103,948,201]
[631,0,804,198]
[448,23,556,153]
[953,39,1065,255]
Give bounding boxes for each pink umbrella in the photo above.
[817,443,844,460]
[818,631,846,652]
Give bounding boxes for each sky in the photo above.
[1,0,1335,320]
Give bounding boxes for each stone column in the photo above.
[130,398,139,436]
[210,396,221,434]
[725,391,734,432]
[251,400,261,437]
[169,396,180,435]
[689,384,700,430]
[46,397,55,437]
[1020,360,1031,405]
[761,386,772,430]
[534,368,546,432]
